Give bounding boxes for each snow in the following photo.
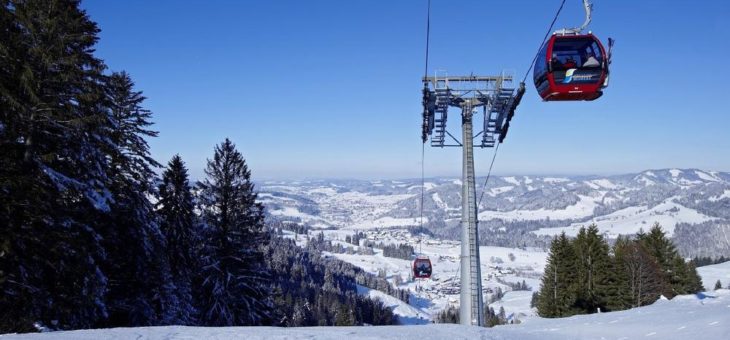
[431,193,445,208]
[5,291,730,339]
[709,190,730,202]
[697,261,730,291]
[348,216,427,229]
[264,186,417,229]
[636,175,656,186]
[408,182,436,191]
[328,234,547,322]
[534,197,717,237]
[542,177,570,183]
[356,285,429,325]
[695,170,721,182]
[479,195,599,221]
[308,187,338,195]
[502,176,520,185]
[584,180,600,190]
[589,179,617,189]
[488,290,535,320]
[487,186,513,196]
[268,207,313,219]
[669,169,683,178]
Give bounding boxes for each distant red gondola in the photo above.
[412,255,432,279]
[533,33,610,101]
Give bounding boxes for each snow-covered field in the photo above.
[4,290,729,339]
[697,261,730,291]
[478,194,600,222]
[321,228,547,322]
[534,197,716,237]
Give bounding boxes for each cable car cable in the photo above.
[521,0,567,84]
[419,143,425,255]
[476,0,567,217]
[476,142,501,209]
[418,0,431,242]
[423,0,431,79]
[416,0,431,271]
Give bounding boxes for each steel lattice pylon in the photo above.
[421,73,524,326]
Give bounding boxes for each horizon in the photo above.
[250,167,730,183]
[81,0,730,180]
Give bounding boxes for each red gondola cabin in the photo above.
[412,255,432,279]
[533,33,609,101]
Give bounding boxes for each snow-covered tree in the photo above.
[0,0,111,331]
[197,138,271,326]
[157,154,199,324]
[99,71,175,327]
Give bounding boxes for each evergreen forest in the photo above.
[536,224,703,317]
[0,0,396,333]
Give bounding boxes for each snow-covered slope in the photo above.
[4,291,729,339]
[356,285,429,325]
[535,196,717,237]
[698,261,730,291]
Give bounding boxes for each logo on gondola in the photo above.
[563,68,595,84]
[563,68,577,83]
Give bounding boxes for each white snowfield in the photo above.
[356,285,429,325]
[479,194,601,222]
[3,290,729,340]
[697,261,730,291]
[534,197,716,237]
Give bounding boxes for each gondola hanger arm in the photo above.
[556,0,593,35]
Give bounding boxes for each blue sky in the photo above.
[82,0,730,180]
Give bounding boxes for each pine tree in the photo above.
[98,71,175,327]
[684,261,704,294]
[714,280,723,291]
[1,0,111,332]
[638,223,702,297]
[614,236,663,307]
[574,224,620,313]
[537,233,578,317]
[157,155,199,324]
[601,253,632,311]
[197,138,271,326]
[530,291,539,308]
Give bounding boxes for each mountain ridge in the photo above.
[258,168,730,258]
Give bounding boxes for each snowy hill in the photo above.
[4,290,729,339]
[698,261,730,290]
[259,169,730,258]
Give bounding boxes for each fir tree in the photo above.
[197,138,271,326]
[614,236,663,307]
[714,280,723,291]
[157,155,199,324]
[98,71,175,327]
[638,223,702,297]
[684,261,704,294]
[572,225,615,313]
[537,233,578,317]
[436,306,459,324]
[0,0,111,332]
[530,291,539,308]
